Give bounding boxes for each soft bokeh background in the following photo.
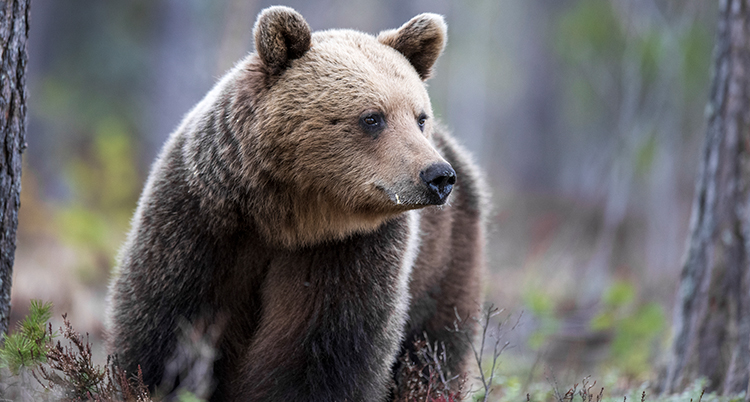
[11,0,717,394]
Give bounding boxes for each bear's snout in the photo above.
[420,162,456,205]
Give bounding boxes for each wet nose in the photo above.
[420,162,456,204]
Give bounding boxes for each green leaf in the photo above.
[603,281,635,308]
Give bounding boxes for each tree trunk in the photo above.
[663,0,750,395]
[0,0,29,338]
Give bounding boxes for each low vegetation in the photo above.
[0,301,744,402]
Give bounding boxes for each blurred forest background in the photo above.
[10,0,718,395]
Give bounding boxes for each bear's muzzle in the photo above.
[420,162,456,205]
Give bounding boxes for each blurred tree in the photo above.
[0,0,29,337]
[664,0,750,395]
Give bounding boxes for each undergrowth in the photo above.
[0,300,151,401]
[0,300,54,375]
[0,301,745,401]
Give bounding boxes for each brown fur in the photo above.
[253,6,311,75]
[377,14,447,80]
[106,6,486,401]
[402,131,487,376]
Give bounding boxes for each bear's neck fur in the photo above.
[207,209,422,400]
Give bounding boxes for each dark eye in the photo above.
[359,112,386,138]
[417,113,428,131]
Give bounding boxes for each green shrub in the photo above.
[0,300,55,375]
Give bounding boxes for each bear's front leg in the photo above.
[231,217,414,402]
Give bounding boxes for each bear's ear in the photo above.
[377,13,447,81]
[253,6,312,75]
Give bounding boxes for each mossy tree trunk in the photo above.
[0,0,29,338]
[663,0,750,395]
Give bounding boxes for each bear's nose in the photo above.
[420,162,456,205]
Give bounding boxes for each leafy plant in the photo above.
[0,300,55,375]
[0,301,152,401]
[54,116,141,283]
[393,337,465,402]
[523,290,560,350]
[34,313,151,401]
[590,281,665,379]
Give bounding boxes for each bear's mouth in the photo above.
[376,185,408,206]
[374,182,450,209]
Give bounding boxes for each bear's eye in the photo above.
[417,113,428,131]
[359,112,386,138]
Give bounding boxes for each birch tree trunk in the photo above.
[663,0,750,395]
[0,0,29,338]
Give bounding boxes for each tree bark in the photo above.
[0,0,29,338]
[663,0,750,395]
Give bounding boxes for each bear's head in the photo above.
[228,6,454,248]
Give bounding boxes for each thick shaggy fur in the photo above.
[107,6,486,401]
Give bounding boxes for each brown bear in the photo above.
[106,6,487,401]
